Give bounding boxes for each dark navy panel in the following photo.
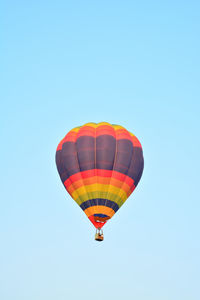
[61,141,80,178]
[94,214,109,218]
[113,139,133,174]
[127,147,144,185]
[96,135,116,170]
[77,136,95,148]
[76,136,95,171]
[56,150,70,183]
[132,149,144,186]
[80,199,97,210]
[56,150,65,176]
[80,199,119,212]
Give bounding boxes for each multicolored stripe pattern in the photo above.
[56,122,144,228]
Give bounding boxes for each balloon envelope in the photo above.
[56,122,144,229]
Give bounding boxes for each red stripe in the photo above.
[131,135,142,148]
[57,140,64,151]
[88,215,106,229]
[64,169,134,189]
[56,136,67,151]
[96,125,116,138]
[76,125,116,138]
[57,134,142,151]
[116,134,132,142]
[56,131,78,150]
[96,130,116,138]
[77,127,95,138]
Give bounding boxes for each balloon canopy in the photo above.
[56,122,144,231]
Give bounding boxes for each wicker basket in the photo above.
[95,233,104,241]
[95,228,104,241]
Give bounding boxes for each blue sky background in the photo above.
[1,1,200,299]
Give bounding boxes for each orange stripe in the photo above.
[131,135,142,148]
[84,206,115,218]
[77,126,96,138]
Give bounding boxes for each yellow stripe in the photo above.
[82,122,111,128]
[84,206,115,218]
[71,184,127,202]
[129,132,135,136]
[84,123,127,132]
[70,126,81,133]
[83,122,98,128]
[112,124,125,130]
[68,123,134,136]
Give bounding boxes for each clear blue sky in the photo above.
[1,1,200,299]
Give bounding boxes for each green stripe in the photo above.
[74,191,126,207]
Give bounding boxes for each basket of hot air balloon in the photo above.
[56,122,144,241]
[95,228,104,241]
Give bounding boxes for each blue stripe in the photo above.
[94,214,109,218]
[80,199,119,212]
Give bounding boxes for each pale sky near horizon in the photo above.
[1,1,200,300]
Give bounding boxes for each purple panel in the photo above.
[127,147,144,186]
[96,135,116,170]
[113,139,133,174]
[76,136,95,171]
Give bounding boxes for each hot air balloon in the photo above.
[56,122,144,241]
